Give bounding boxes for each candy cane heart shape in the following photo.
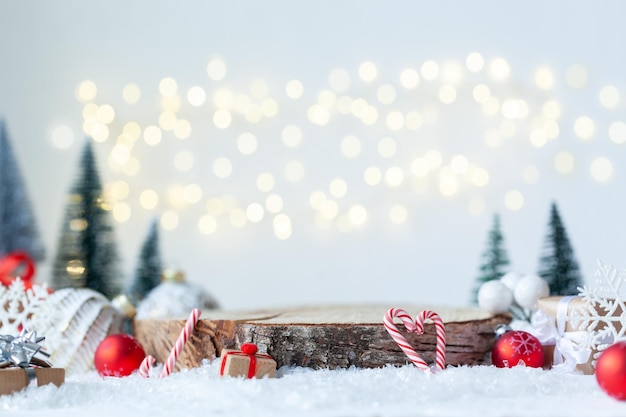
[383,308,447,373]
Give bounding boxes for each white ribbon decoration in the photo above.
[530,296,591,372]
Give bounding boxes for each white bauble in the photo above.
[513,274,550,309]
[477,280,513,314]
[29,288,124,374]
[500,272,522,292]
[136,281,219,319]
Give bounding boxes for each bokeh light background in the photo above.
[1,1,625,309]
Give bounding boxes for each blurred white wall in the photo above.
[0,1,625,309]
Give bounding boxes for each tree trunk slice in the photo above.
[133,305,510,372]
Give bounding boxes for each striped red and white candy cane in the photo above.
[139,308,201,378]
[160,307,201,377]
[415,309,446,371]
[383,308,428,371]
[138,355,155,378]
[383,308,447,372]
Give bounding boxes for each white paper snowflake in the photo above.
[569,261,626,363]
[0,278,50,334]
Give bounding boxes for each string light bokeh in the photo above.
[2,1,625,309]
[59,54,620,240]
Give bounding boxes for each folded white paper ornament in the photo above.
[29,288,123,374]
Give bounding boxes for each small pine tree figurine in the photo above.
[471,213,510,304]
[51,140,122,299]
[0,120,45,262]
[128,219,162,303]
[538,202,583,295]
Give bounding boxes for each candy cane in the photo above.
[138,355,155,378]
[160,308,201,377]
[415,309,446,371]
[383,308,447,372]
[139,308,201,378]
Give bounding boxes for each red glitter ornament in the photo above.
[492,330,544,368]
[94,334,146,377]
[596,341,626,400]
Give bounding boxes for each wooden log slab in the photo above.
[133,305,511,372]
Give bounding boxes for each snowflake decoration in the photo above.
[0,278,50,334]
[570,261,626,363]
[510,331,541,356]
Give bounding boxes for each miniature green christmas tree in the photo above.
[538,202,583,295]
[471,213,510,304]
[0,120,45,262]
[51,140,122,299]
[128,219,162,303]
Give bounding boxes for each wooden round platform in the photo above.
[133,305,511,371]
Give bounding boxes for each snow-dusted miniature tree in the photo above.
[0,120,45,262]
[51,140,122,299]
[128,219,162,303]
[472,214,510,304]
[537,202,583,295]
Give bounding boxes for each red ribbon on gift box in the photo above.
[219,343,273,379]
[0,251,35,288]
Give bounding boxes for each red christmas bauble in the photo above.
[94,334,146,377]
[596,341,626,400]
[492,330,544,368]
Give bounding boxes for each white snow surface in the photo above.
[2,361,625,417]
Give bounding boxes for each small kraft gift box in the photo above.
[0,367,65,395]
[535,295,622,375]
[219,343,276,379]
[0,329,65,395]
